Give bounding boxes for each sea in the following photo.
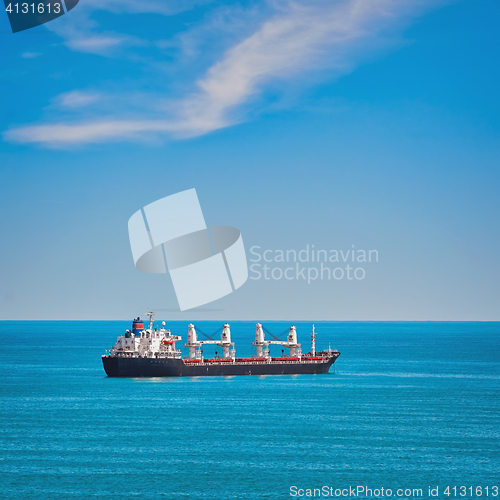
[0,321,499,500]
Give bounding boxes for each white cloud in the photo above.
[44,0,212,56]
[57,91,101,108]
[3,120,175,146]
[67,35,133,53]
[4,0,441,146]
[80,0,213,15]
[172,0,436,136]
[21,52,42,59]
[47,17,145,56]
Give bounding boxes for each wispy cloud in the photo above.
[4,0,441,147]
[21,52,42,59]
[45,0,212,56]
[3,120,175,146]
[56,91,102,108]
[67,35,137,54]
[171,0,434,136]
[47,17,145,56]
[81,0,213,16]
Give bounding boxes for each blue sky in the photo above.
[0,0,499,320]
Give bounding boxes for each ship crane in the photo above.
[184,324,202,359]
[285,326,301,357]
[252,323,267,358]
[253,324,301,358]
[190,323,236,360]
[217,324,235,359]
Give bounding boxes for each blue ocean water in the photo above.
[0,321,499,500]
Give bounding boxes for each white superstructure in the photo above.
[109,312,182,359]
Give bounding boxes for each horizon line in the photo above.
[0,319,498,323]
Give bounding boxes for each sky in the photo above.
[0,0,499,320]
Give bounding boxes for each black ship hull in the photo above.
[102,353,340,377]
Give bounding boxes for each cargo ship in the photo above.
[102,312,340,377]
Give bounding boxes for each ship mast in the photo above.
[311,324,316,356]
[146,310,155,330]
